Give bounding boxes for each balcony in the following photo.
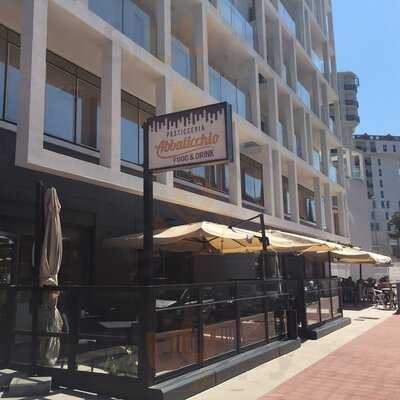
[209,65,247,119]
[328,163,338,183]
[311,49,324,73]
[212,0,254,49]
[277,121,289,149]
[297,82,311,109]
[88,0,153,54]
[171,36,194,82]
[278,0,296,37]
[312,149,321,171]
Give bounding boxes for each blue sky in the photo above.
[333,0,400,136]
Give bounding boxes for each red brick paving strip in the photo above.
[259,315,400,400]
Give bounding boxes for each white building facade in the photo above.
[0,0,349,243]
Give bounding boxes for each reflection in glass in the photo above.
[172,36,192,81]
[123,0,151,52]
[76,79,101,149]
[203,302,236,360]
[332,291,341,318]
[45,64,75,141]
[88,0,123,30]
[5,44,20,123]
[240,300,265,347]
[306,302,320,326]
[156,308,198,375]
[0,38,6,118]
[267,311,277,339]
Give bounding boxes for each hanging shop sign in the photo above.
[144,102,233,172]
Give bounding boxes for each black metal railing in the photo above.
[0,281,290,386]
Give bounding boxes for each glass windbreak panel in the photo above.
[0,38,6,119]
[267,311,277,339]
[172,37,191,81]
[156,287,199,309]
[237,283,264,299]
[203,301,236,360]
[5,44,20,123]
[236,87,247,119]
[320,289,332,321]
[156,308,198,375]
[208,66,221,100]
[239,299,265,347]
[76,288,140,377]
[121,100,140,164]
[12,335,32,365]
[123,0,151,52]
[88,0,123,30]
[306,301,320,326]
[15,289,33,331]
[76,79,101,149]
[332,289,341,319]
[278,0,296,35]
[0,234,15,284]
[45,64,75,141]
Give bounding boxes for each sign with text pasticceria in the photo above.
[144,102,233,172]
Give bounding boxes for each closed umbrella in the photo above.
[39,187,63,287]
[38,187,64,366]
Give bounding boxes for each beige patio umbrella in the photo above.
[104,221,262,254]
[328,247,392,265]
[39,187,63,287]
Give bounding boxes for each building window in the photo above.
[121,91,154,165]
[370,142,376,152]
[372,200,376,209]
[378,158,381,166]
[383,144,387,152]
[241,155,263,206]
[379,179,383,188]
[298,185,316,223]
[5,43,20,123]
[381,191,384,199]
[176,164,229,194]
[388,224,392,232]
[88,0,151,53]
[0,33,5,119]
[381,201,385,208]
[393,145,397,152]
[385,212,389,220]
[371,211,375,220]
[386,200,390,209]
[379,169,382,176]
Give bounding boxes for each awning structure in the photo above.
[104,220,392,265]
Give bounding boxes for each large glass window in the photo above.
[121,99,140,164]
[282,176,290,216]
[241,155,263,206]
[5,43,20,123]
[175,164,229,194]
[76,79,101,149]
[89,0,123,30]
[44,64,75,141]
[298,185,316,223]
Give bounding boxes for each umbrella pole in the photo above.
[32,180,45,374]
[359,264,363,280]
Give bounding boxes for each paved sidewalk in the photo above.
[189,307,394,400]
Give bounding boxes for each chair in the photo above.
[373,289,385,308]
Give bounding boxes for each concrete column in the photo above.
[287,160,299,224]
[249,59,261,129]
[267,79,279,141]
[305,112,313,166]
[313,177,322,230]
[229,121,242,206]
[156,0,171,64]
[320,130,328,176]
[156,76,174,186]
[294,107,308,162]
[16,0,48,166]
[320,82,329,126]
[100,41,121,171]
[337,147,345,186]
[337,192,347,237]
[262,145,275,216]
[323,183,334,233]
[312,71,321,117]
[272,149,284,219]
[322,41,330,83]
[274,21,284,76]
[282,94,295,152]
[255,0,267,59]
[287,38,298,91]
[194,2,209,91]
[304,10,312,56]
